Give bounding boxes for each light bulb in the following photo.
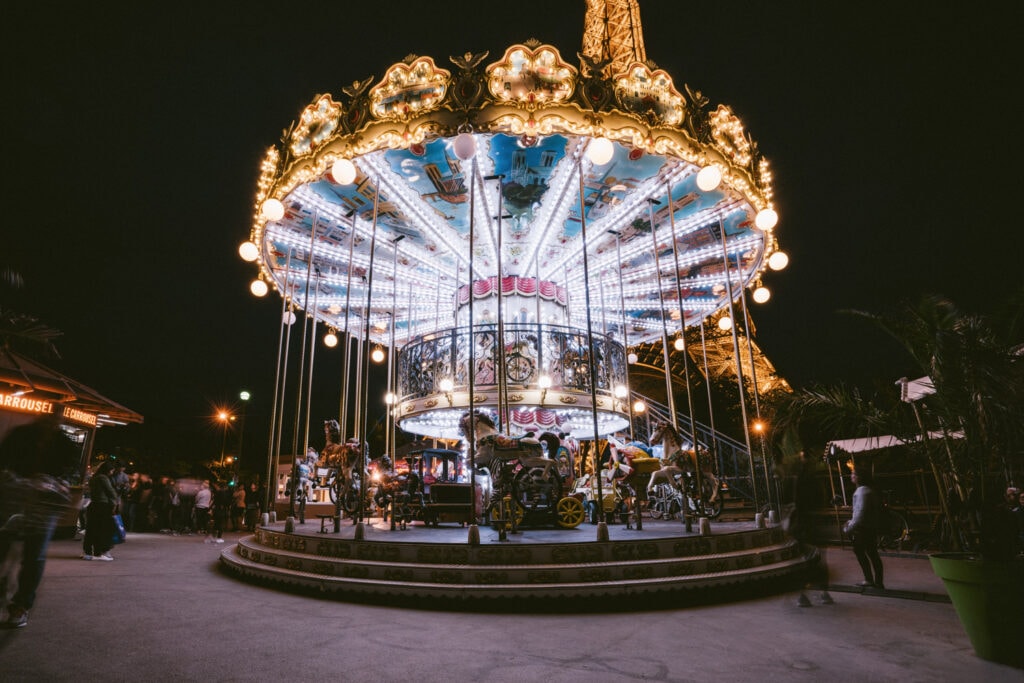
[538,375,552,389]
[439,378,454,393]
[283,310,297,325]
[587,138,614,165]
[371,347,385,363]
[673,337,685,351]
[238,241,259,262]
[453,133,476,160]
[753,286,771,303]
[261,198,285,221]
[632,400,646,414]
[696,165,722,192]
[324,331,338,347]
[718,316,733,331]
[755,208,779,230]
[250,279,268,297]
[331,158,356,185]
[627,352,638,364]
[614,384,628,398]
[768,251,789,271]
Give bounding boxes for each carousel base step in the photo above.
[219,523,817,609]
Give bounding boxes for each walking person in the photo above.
[843,468,884,589]
[0,414,79,628]
[244,481,262,532]
[82,461,119,561]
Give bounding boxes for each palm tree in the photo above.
[768,292,1024,559]
[1,266,63,357]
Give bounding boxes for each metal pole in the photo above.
[264,250,292,513]
[356,181,382,534]
[717,218,758,512]
[735,252,773,517]
[288,212,319,519]
[667,180,707,518]
[578,153,606,538]
[647,199,677,424]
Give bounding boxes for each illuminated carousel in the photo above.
[238,4,786,444]
[224,1,811,606]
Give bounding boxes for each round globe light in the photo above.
[768,251,790,271]
[696,165,722,192]
[755,208,779,230]
[283,310,297,325]
[718,315,733,331]
[627,352,638,364]
[371,346,386,363]
[538,374,552,389]
[453,133,477,161]
[587,137,614,165]
[250,279,268,297]
[239,391,251,401]
[323,331,338,347]
[632,400,646,414]
[384,392,396,405]
[673,336,685,351]
[752,286,771,304]
[238,241,259,262]
[439,378,454,393]
[331,158,357,185]
[261,198,285,222]
[614,384,628,398]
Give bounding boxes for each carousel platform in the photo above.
[219,513,818,610]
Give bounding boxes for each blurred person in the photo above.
[231,483,246,531]
[843,468,884,589]
[0,415,78,628]
[82,461,118,562]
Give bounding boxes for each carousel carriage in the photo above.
[459,411,584,530]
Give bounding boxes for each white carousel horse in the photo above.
[647,421,719,502]
[458,411,558,495]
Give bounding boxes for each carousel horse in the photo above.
[458,410,559,503]
[647,421,720,502]
[320,419,363,513]
[292,447,319,501]
[538,431,574,483]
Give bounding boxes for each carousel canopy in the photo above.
[242,44,783,348]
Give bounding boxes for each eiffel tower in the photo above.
[580,1,790,400]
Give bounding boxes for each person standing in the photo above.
[82,461,119,561]
[843,468,884,589]
[195,480,212,541]
[0,415,79,628]
[211,480,231,543]
[231,483,246,532]
[244,481,262,532]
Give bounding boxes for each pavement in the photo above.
[0,525,1020,682]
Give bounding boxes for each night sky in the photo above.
[3,2,1019,468]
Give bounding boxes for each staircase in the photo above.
[220,519,816,609]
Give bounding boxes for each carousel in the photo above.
[223,1,810,606]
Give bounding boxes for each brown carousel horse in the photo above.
[647,421,720,502]
[320,419,362,513]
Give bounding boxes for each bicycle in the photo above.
[877,490,910,551]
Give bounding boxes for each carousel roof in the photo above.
[241,40,785,349]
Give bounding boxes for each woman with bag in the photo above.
[82,462,119,561]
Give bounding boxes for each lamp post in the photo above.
[217,411,234,467]
[237,391,250,481]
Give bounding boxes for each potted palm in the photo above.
[769,293,1024,668]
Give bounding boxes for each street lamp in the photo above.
[237,391,250,476]
[217,411,234,466]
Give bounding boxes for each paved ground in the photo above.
[0,524,1020,682]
